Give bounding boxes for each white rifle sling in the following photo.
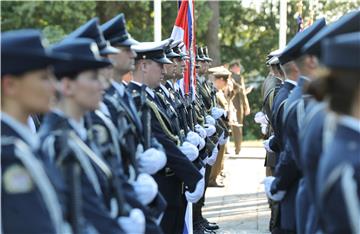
[69,131,112,179]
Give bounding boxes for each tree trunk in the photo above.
[206,1,220,66]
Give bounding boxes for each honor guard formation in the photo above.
[1,8,360,234]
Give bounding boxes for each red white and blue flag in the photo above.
[171,0,196,100]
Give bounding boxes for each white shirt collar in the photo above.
[285,79,297,86]
[339,115,360,134]
[145,87,155,98]
[111,80,125,96]
[1,112,39,149]
[160,84,170,98]
[130,80,143,87]
[52,109,88,140]
[300,75,311,81]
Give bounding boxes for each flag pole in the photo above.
[154,0,162,42]
[279,0,287,49]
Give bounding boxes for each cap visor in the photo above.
[152,57,173,64]
[100,45,120,55]
[118,37,139,47]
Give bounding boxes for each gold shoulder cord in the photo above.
[146,100,180,146]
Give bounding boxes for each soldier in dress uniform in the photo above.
[208,66,231,189]
[294,10,360,233]
[316,31,360,234]
[65,15,167,233]
[280,18,326,234]
[262,38,299,234]
[128,40,205,234]
[1,29,68,234]
[38,37,149,233]
[259,49,284,177]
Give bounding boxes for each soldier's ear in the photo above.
[1,75,18,97]
[140,61,147,72]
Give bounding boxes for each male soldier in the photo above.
[208,66,231,188]
[258,50,284,177]
[2,29,67,234]
[264,18,326,233]
[228,61,251,155]
[128,40,205,234]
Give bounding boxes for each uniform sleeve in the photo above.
[150,114,202,192]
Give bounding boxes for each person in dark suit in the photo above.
[128,40,204,234]
[1,29,68,234]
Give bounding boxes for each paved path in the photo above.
[203,143,271,234]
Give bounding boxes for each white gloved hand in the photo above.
[179,142,199,161]
[218,132,228,145]
[195,124,207,139]
[185,176,205,203]
[199,167,206,177]
[254,111,268,125]
[211,107,226,120]
[207,145,218,166]
[204,124,216,137]
[117,208,145,234]
[263,136,274,153]
[198,137,205,150]
[132,173,158,205]
[136,144,167,175]
[186,131,201,148]
[263,176,286,202]
[261,123,268,135]
[205,115,216,126]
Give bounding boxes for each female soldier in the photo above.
[1,29,67,233]
[316,32,360,234]
[38,38,145,233]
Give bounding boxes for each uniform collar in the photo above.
[145,86,155,98]
[338,115,360,134]
[1,112,39,149]
[130,80,143,87]
[160,84,170,98]
[52,109,87,140]
[285,79,297,86]
[111,80,125,96]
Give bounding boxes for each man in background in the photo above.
[228,61,251,155]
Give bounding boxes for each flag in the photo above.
[171,0,196,99]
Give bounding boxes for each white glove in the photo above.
[261,123,268,135]
[198,137,205,150]
[263,136,274,153]
[211,107,226,120]
[199,167,206,177]
[186,131,201,148]
[218,133,228,146]
[195,124,207,139]
[207,145,218,166]
[117,208,145,234]
[132,173,158,205]
[205,115,216,126]
[254,111,268,125]
[204,124,216,137]
[179,142,199,161]
[263,176,286,201]
[185,176,205,203]
[136,144,167,175]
